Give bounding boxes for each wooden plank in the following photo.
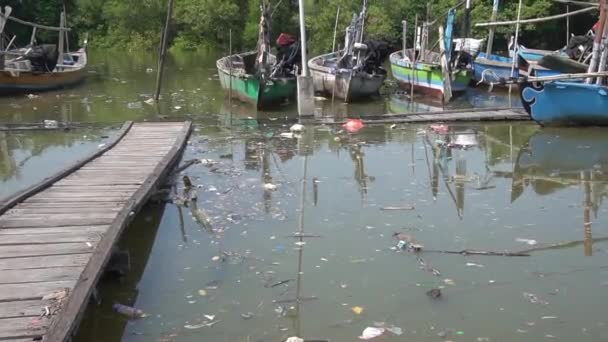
[0,267,83,285]
[44,121,193,342]
[0,231,102,245]
[16,203,121,209]
[6,208,121,215]
[0,300,50,319]
[0,281,75,302]
[0,254,91,270]
[0,317,48,340]
[0,217,115,228]
[0,243,96,259]
[0,227,107,236]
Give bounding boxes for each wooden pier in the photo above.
[365,107,530,124]
[0,121,192,342]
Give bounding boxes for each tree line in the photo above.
[1,0,597,54]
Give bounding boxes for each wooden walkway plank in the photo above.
[0,267,84,285]
[0,231,102,245]
[0,254,91,271]
[0,317,48,340]
[0,300,51,319]
[0,281,76,302]
[0,243,97,259]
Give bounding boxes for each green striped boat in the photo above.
[217,51,296,109]
[390,49,470,101]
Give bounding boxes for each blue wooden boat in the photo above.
[472,52,517,84]
[521,81,608,126]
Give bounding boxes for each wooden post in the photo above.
[566,4,570,45]
[228,29,232,122]
[485,0,499,57]
[509,0,523,102]
[154,0,174,102]
[332,6,340,52]
[582,171,593,256]
[438,25,453,103]
[57,12,65,68]
[462,0,472,38]
[0,6,11,41]
[587,0,606,83]
[411,14,418,100]
[596,8,608,84]
[402,20,407,59]
[30,27,37,45]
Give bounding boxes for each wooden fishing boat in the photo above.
[217,51,296,108]
[216,1,298,108]
[390,49,470,99]
[521,81,608,126]
[0,8,87,94]
[0,48,87,94]
[308,0,387,102]
[308,51,386,102]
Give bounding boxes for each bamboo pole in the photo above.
[476,6,597,27]
[154,0,174,102]
[509,0,523,102]
[596,5,608,84]
[587,0,606,83]
[228,29,233,122]
[552,0,598,7]
[332,6,340,52]
[438,25,453,103]
[485,0,500,57]
[0,10,71,32]
[462,0,472,38]
[402,20,407,58]
[411,14,418,101]
[567,5,570,45]
[57,12,65,68]
[496,70,608,84]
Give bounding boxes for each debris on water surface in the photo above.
[264,183,278,191]
[127,101,143,109]
[198,289,207,297]
[112,303,148,319]
[43,120,58,129]
[359,327,385,340]
[200,158,216,166]
[241,312,254,320]
[426,288,442,299]
[280,132,295,139]
[516,238,538,246]
[144,98,155,105]
[183,320,220,329]
[351,306,364,315]
[204,314,215,321]
[430,124,448,134]
[290,123,304,132]
[523,292,549,305]
[444,278,455,286]
[211,256,221,262]
[285,337,304,342]
[381,205,415,211]
[386,326,403,335]
[343,119,365,133]
[466,262,485,268]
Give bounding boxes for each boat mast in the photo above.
[485,0,499,57]
[587,0,607,83]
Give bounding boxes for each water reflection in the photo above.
[514,128,608,256]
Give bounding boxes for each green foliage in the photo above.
[0,0,597,51]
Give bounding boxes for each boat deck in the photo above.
[0,121,192,342]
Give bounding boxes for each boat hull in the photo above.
[521,81,608,126]
[390,51,469,99]
[308,52,386,102]
[472,52,518,84]
[217,53,296,108]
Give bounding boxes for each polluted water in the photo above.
[2,51,607,342]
